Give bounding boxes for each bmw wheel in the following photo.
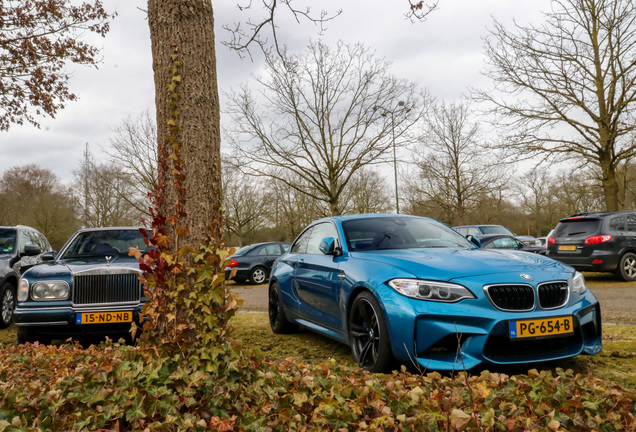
[0,282,16,329]
[250,266,268,285]
[616,252,636,281]
[268,283,298,334]
[348,291,393,373]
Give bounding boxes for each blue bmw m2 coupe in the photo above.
[268,214,602,372]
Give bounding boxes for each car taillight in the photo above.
[548,237,555,245]
[226,258,238,267]
[584,235,612,244]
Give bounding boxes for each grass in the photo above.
[2,272,633,395]
[231,312,636,393]
[584,271,636,288]
[1,314,634,394]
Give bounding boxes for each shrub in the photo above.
[0,341,634,431]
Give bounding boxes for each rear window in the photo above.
[479,225,514,235]
[553,219,601,237]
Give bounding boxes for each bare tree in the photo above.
[517,167,559,236]
[227,40,429,215]
[73,150,145,227]
[104,110,158,217]
[222,162,270,246]
[223,0,438,59]
[550,169,605,215]
[407,101,507,225]
[339,168,393,215]
[267,173,326,239]
[476,0,636,211]
[0,164,79,248]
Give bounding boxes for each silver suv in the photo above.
[0,225,52,328]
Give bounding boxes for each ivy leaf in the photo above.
[449,409,471,431]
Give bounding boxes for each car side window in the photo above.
[455,227,467,235]
[306,222,339,255]
[625,214,636,232]
[259,244,282,255]
[35,232,51,252]
[467,227,480,236]
[19,230,39,253]
[291,228,312,254]
[491,237,519,249]
[610,216,626,231]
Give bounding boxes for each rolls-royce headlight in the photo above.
[388,279,476,302]
[31,281,70,300]
[571,271,587,294]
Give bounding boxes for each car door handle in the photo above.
[338,271,346,280]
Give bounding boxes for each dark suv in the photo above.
[547,211,636,281]
[0,226,53,328]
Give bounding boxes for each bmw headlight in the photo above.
[571,271,587,294]
[388,279,476,302]
[31,281,70,301]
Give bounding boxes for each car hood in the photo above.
[349,248,571,282]
[24,257,140,279]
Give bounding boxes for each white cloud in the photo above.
[0,0,549,183]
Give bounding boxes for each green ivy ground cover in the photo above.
[0,314,634,431]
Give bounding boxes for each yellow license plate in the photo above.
[559,245,577,251]
[509,316,574,339]
[76,311,133,325]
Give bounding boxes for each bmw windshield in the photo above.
[343,217,475,251]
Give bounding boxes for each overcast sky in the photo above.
[1,0,551,184]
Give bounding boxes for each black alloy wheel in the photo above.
[0,282,16,329]
[348,291,393,373]
[268,283,298,334]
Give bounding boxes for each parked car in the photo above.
[225,242,290,284]
[0,225,53,328]
[476,234,545,254]
[454,224,539,246]
[269,214,602,372]
[15,227,148,344]
[547,211,636,281]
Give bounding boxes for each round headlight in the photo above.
[31,281,70,300]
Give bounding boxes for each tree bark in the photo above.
[600,150,619,211]
[147,0,222,245]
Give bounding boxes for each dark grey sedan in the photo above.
[224,242,290,284]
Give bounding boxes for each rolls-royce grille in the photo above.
[73,273,141,305]
[485,285,534,311]
[538,282,569,309]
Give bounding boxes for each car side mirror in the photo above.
[41,251,57,262]
[319,237,341,256]
[466,235,481,247]
[20,245,41,257]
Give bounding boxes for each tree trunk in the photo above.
[601,165,620,211]
[147,0,222,246]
